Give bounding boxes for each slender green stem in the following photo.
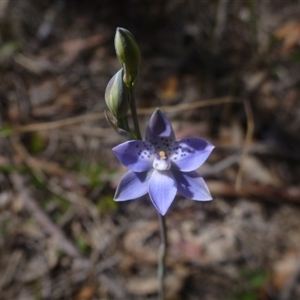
[127,79,167,299]
[129,85,142,140]
[158,213,167,300]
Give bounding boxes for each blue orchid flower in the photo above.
[113,109,214,215]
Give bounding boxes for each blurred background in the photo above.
[1,0,300,299]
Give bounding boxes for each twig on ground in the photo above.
[10,173,81,257]
[235,98,255,190]
[0,96,239,137]
[200,152,241,177]
[0,250,23,291]
[208,180,300,204]
[9,136,101,223]
[212,0,228,55]
[98,274,130,300]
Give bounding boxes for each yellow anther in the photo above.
[158,151,167,160]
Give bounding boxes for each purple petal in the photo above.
[113,140,155,172]
[171,138,214,172]
[148,170,177,215]
[173,171,212,201]
[145,109,175,152]
[114,171,150,201]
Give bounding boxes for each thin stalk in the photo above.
[127,79,167,299]
[129,85,142,140]
[158,213,167,300]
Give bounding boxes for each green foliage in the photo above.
[289,51,300,63]
[248,270,267,289]
[228,269,268,300]
[52,196,70,213]
[75,236,89,254]
[63,155,117,213]
[0,164,28,173]
[0,218,10,235]
[77,160,106,188]
[31,281,43,300]
[239,292,256,300]
[95,195,117,213]
[29,132,45,153]
[30,175,45,190]
[61,152,109,187]
[0,126,14,137]
[0,41,20,59]
[80,162,118,213]
[39,195,70,223]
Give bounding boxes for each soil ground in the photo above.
[1,1,300,299]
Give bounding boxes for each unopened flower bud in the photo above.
[105,68,129,118]
[114,27,140,87]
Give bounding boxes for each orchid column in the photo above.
[105,28,214,300]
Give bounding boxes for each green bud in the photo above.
[114,27,140,87]
[104,110,133,140]
[105,68,129,118]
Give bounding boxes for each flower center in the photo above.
[153,150,171,171]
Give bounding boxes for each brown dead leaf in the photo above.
[0,0,9,20]
[61,35,103,55]
[159,76,179,103]
[73,285,97,300]
[29,79,58,106]
[14,54,55,75]
[126,266,189,299]
[59,34,105,65]
[271,251,300,291]
[122,221,159,265]
[274,21,300,54]
[126,276,157,296]
[54,91,76,113]
[219,120,244,147]
[242,156,282,186]
[7,102,21,123]
[0,192,12,212]
[17,255,48,282]
[170,221,237,264]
